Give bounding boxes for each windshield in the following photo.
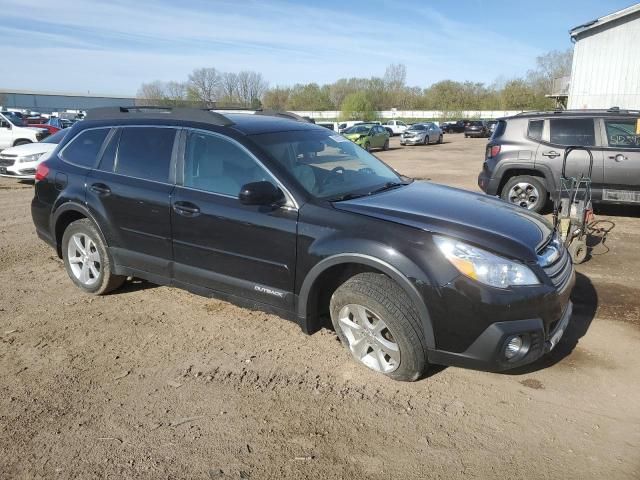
[2,113,25,126]
[250,129,404,200]
[41,129,68,144]
[344,125,372,134]
[408,124,426,131]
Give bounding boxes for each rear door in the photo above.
[539,117,604,194]
[170,129,298,309]
[600,117,640,202]
[86,126,177,276]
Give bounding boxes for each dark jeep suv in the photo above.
[478,108,640,212]
[32,107,574,381]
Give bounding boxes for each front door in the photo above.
[601,117,640,202]
[0,114,14,149]
[171,129,298,309]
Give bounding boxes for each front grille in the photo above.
[539,239,573,290]
[0,157,15,167]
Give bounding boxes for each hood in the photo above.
[344,133,366,140]
[333,181,552,262]
[0,142,57,156]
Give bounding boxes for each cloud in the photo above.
[0,0,542,93]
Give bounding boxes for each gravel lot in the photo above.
[1,133,639,479]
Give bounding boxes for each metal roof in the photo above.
[570,3,640,38]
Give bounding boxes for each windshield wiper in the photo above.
[367,181,407,196]
[328,192,368,202]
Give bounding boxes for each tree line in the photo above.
[137,49,572,119]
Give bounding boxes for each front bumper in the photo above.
[429,300,573,371]
[400,136,424,145]
[0,163,36,180]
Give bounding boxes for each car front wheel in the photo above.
[330,273,427,381]
[62,219,126,295]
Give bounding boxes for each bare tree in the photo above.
[219,72,239,104]
[187,67,221,107]
[384,63,406,91]
[236,71,268,107]
[136,81,167,106]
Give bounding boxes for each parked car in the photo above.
[26,123,61,135]
[338,121,364,134]
[47,117,76,129]
[465,121,490,138]
[0,129,66,179]
[400,123,443,145]
[383,120,409,136]
[317,122,338,132]
[0,111,50,150]
[343,123,390,151]
[478,108,640,213]
[441,120,466,133]
[32,106,574,381]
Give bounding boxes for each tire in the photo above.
[438,135,443,144]
[364,142,370,152]
[569,240,588,264]
[383,139,389,151]
[14,139,31,146]
[464,134,469,138]
[330,272,428,381]
[62,219,125,295]
[423,135,429,145]
[501,175,548,213]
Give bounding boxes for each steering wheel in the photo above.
[321,166,346,187]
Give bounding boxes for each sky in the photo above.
[0,0,635,96]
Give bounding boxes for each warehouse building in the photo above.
[0,89,136,114]
[568,4,640,109]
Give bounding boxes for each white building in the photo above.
[567,4,640,109]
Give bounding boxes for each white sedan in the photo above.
[0,130,66,180]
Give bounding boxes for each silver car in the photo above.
[400,123,443,146]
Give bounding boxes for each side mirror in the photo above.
[239,181,285,206]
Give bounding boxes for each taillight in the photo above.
[489,145,501,158]
[35,162,50,182]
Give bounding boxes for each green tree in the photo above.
[286,83,332,111]
[500,79,539,109]
[340,91,376,120]
[262,87,291,110]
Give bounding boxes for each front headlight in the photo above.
[434,236,539,288]
[18,153,45,163]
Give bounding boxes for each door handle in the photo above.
[172,201,200,217]
[541,151,560,158]
[90,183,111,196]
[608,154,628,162]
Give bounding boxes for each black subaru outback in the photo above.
[31,107,574,381]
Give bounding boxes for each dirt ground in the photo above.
[1,133,639,479]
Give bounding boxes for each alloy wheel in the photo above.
[338,304,400,373]
[508,182,539,209]
[67,233,101,286]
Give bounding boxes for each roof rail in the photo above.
[85,106,234,126]
[254,109,315,123]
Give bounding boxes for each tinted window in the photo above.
[97,129,120,172]
[62,128,109,167]
[115,127,175,182]
[549,119,595,146]
[527,120,543,141]
[184,131,270,196]
[604,119,640,149]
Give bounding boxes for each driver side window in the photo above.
[184,131,271,196]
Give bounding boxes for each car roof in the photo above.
[503,108,640,120]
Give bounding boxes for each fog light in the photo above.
[504,335,529,360]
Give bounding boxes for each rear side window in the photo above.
[549,119,595,146]
[61,128,109,167]
[604,119,640,149]
[115,127,176,182]
[527,120,543,141]
[492,120,507,139]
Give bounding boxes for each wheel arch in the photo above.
[496,164,556,196]
[297,253,435,349]
[13,138,33,146]
[52,202,109,259]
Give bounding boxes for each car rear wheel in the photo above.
[383,139,389,151]
[501,175,548,213]
[330,272,427,381]
[62,219,125,295]
[364,142,370,152]
[438,135,443,144]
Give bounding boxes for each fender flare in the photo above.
[51,202,110,256]
[297,253,435,349]
[494,161,558,194]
